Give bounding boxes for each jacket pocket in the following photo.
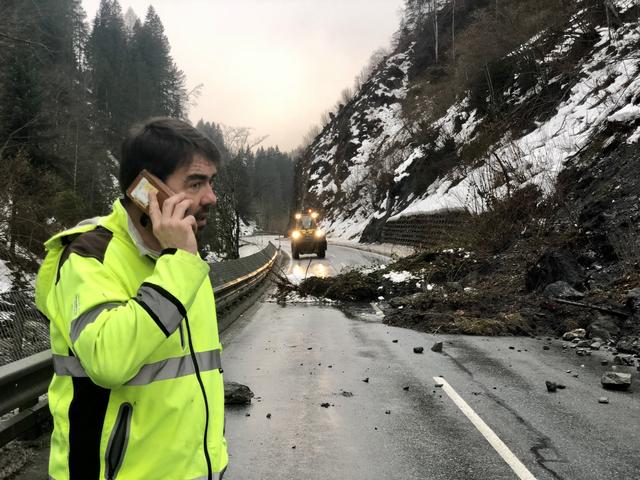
[105,402,132,480]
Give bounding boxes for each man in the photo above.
[35,118,228,479]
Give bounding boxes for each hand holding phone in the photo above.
[126,169,175,215]
[127,170,198,255]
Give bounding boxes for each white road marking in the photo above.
[433,376,537,480]
[370,302,384,316]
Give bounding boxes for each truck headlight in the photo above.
[292,230,301,240]
[314,229,325,238]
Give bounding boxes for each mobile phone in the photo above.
[126,169,175,215]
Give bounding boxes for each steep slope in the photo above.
[295,0,640,243]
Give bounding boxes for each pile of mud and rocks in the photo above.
[278,245,640,355]
[279,135,640,360]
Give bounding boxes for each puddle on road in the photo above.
[338,302,384,324]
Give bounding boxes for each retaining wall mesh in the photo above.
[0,290,48,367]
[381,211,472,249]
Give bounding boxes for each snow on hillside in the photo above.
[304,1,640,241]
[392,21,640,219]
[308,47,414,240]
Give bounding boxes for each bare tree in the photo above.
[216,125,267,257]
[220,125,268,154]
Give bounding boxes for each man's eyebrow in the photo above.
[185,173,213,182]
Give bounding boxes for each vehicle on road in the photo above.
[290,211,327,259]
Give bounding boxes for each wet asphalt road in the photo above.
[6,242,640,479]
[246,235,389,282]
[220,243,640,480]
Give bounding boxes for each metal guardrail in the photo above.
[0,242,280,448]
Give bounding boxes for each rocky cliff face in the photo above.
[295,0,640,244]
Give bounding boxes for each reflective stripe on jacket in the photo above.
[36,199,228,480]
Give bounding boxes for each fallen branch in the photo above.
[551,298,629,318]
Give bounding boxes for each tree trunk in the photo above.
[234,209,240,259]
[451,0,456,65]
[433,0,438,64]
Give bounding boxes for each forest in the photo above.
[0,0,294,283]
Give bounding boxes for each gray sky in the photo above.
[81,0,405,151]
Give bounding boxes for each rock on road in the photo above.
[221,241,640,479]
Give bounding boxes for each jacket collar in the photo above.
[104,199,161,258]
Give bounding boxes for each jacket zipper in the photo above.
[105,403,133,480]
[183,314,213,479]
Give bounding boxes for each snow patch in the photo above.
[382,270,417,283]
[0,259,14,294]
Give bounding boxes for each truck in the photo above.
[290,210,327,259]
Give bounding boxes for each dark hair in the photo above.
[119,117,221,195]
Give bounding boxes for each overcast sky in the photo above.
[81,0,405,151]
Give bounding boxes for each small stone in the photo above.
[224,381,255,405]
[543,346,550,350]
[563,329,587,341]
[307,347,312,350]
[509,346,515,350]
[601,372,632,390]
[403,386,410,391]
[613,354,637,367]
[557,384,566,389]
[543,281,585,299]
[590,342,602,350]
[435,381,444,388]
[576,340,592,348]
[341,391,353,397]
[546,381,557,392]
[413,346,424,354]
[601,360,609,366]
[320,403,330,408]
[431,342,443,353]
[266,413,272,419]
[392,339,398,343]
[292,445,296,449]
[598,397,609,404]
[385,410,391,415]
[362,377,369,383]
[245,413,251,417]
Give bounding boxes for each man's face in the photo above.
[164,153,218,229]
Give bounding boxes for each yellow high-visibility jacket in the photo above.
[35,199,228,480]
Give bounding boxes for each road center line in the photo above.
[433,376,537,480]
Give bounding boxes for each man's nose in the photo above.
[202,184,217,207]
